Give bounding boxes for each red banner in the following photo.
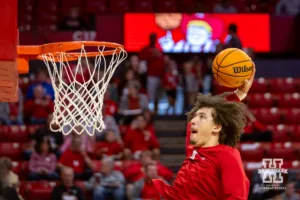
[124,13,270,53]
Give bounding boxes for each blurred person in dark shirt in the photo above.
[224,23,242,49]
[51,167,85,200]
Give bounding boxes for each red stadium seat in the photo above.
[282,160,300,169]
[249,78,269,93]
[85,0,107,13]
[246,93,274,108]
[109,0,131,12]
[25,181,56,200]
[238,143,265,161]
[0,125,29,142]
[256,108,282,124]
[133,0,154,12]
[267,145,298,160]
[270,78,297,93]
[275,93,300,108]
[282,108,300,124]
[290,125,300,142]
[267,124,290,142]
[0,142,24,160]
[157,0,178,12]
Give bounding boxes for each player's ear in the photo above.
[212,124,222,133]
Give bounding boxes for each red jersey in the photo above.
[124,128,160,153]
[162,72,179,90]
[141,181,161,200]
[59,149,85,173]
[152,93,250,200]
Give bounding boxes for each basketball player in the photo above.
[152,64,256,199]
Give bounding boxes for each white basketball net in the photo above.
[41,44,127,136]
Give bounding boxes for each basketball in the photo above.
[212,48,253,88]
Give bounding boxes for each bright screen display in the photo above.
[124,13,270,53]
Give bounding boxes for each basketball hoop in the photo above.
[17,41,127,135]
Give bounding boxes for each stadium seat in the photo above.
[256,108,282,124]
[282,160,300,169]
[24,181,56,200]
[267,146,298,160]
[246,93,274,108]
[133,0,154,12]
[267,124,290,142]
[157,0,178,12]
[249,78,269,93]
[238,143,265,161]
[282,108,300,124]
[275,93,300,108]
[85,0,107,13]
[290,125,300,142]
[0,142,24,160]
[270,78,297,93]
[109,0,131,12]
[0,125,29,142]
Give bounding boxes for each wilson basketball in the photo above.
[212,48,253,88]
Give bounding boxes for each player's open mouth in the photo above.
[191,128,198,134]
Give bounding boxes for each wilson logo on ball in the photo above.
[233,66,252,73]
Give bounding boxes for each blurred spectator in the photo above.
[139,33,165,113]
[162,55,179,115]
[118,68,141,97]
[51,167,85,200]
[202,56,213,95]
[0,89,23,125]
[124,115,160,160]
[224,23,242,49]
[28,138,59,180]
[58,7,89,31]
[58,135,94,180]
[0,157,19,189]
[0,103,10,125]
[123,151,173,184]
[26,69,54,100]
[60,130,96,154]
[29,114,64,156]
[183,60,201,109]
[104,89,118,117]
[0,160,21,200]
[119,81,149,116]
[276,0,300,16]
[130,163,164,200]
[214,0,237,13]
[282,182,300,200]
[143,110,155,134]
[24,85,54,124]
[95,105,121,142]
[95,130,124,160]
[86,157,125,200]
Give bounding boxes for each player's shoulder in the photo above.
[218,144,241,159]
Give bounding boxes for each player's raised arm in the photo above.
[220,148,250,200]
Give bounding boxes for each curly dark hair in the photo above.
[187,93,246,147]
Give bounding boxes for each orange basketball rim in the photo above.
[0,41,125,102]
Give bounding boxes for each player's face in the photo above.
[190,107,221,147]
